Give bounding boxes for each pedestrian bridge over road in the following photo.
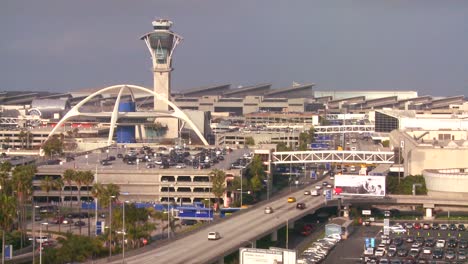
[272,150,395,164]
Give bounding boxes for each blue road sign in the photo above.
[310,171,317,180]
[365,238,370,248]
[4,244,13,259]
[96,221,104,235]
[325,190,332,201]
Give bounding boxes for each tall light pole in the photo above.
[32,204,39,264]
[239,169,243,208]
[39,223,48,264]
[109,195,116,258]
[119,200,129,264]
[167,184,173,239]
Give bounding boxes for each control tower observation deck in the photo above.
[140,19,182,112]
[141,19,182,138]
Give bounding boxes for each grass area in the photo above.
[435,215,468,220]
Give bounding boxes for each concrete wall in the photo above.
[407,148,468,176]
[423,168,468,198]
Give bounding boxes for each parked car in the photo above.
[181,219,197,226]
[459,238,467,249]
[458,224,466,231]
[435,239,446,248]
[207,231,221,240]
[448,238,458,248]
[446,249,456,260]
[74,220,86,226]
[432,248,444,259]
[62,218,73,224]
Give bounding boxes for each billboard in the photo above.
[240,248,296,264]
[333,175,385,196]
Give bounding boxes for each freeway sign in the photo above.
[310,171,317,180]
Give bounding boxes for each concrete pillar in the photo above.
[271,230,278,242]
[423,204,435,220]
[251,240,256,248]
[425,208,433,219]
[217,257,224,264]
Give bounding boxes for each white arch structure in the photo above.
[44,84,209,146]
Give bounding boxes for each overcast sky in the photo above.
[1,0,467,96]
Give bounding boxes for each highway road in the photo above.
[106,180,331,264]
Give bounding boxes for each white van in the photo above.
[208,231,221,240]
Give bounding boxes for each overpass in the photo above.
[314,125,374,134]
[272,150,395,164]
[101,186,467,264]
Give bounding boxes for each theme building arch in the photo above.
[44,84,209,146]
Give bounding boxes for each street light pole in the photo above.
[32,204,39,264]
[240,169,243,208]
[39,223,48,264]
[167,184,172,239]
[122,200,127,264]
[286,218,289,249]
[109,195,115,258]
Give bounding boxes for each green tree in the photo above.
[210,169,226,211]
[298,127,315,150]
[40,176,56,204]
[54,177,64,233]
[245,137,255,146]
[63,169,76,208]
[0,161,12,195]
[42,135,63,157]
[18,130,26,148]
[276,142,291,151]
[42,233,107,263]
[382,140,390,148]
[11,165,35,248]
[81,171,94,236]
[0,195,17,259]
[117,204,157,246]
[74,171,86,235]
[386,175,427,195]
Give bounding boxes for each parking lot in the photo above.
[299,222,467,264]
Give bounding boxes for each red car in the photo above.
[300,224,315,236]
[413,223,422,229]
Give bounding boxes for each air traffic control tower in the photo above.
[141,19,182,138]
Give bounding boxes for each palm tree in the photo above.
[40,176,55,204]
[54,177,64,233]
[63,169,76,209]
[161,201,181,239]
[74,171,85,235]
[18,130,26,148]
[11,165,35,248]
[0,161,12,195]
[210,169,226,211]
[81,171,94,236]
[0,195,17,260]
